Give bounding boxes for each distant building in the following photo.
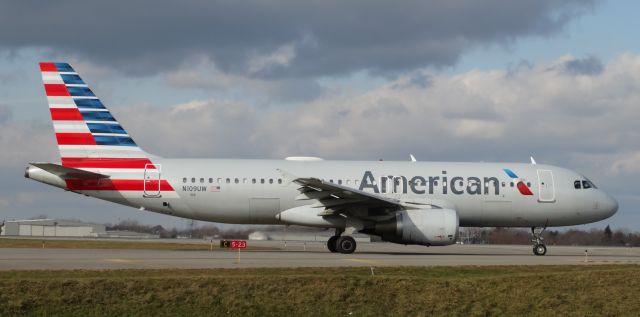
[0,219,161,239]
[1,219,105,238]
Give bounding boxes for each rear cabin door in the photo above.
[144,163,161,197]
[537,169,555,203]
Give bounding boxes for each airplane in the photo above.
[26,62,618,255]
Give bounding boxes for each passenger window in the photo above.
[252,179,256,184]
[234,178,239,184]
[278,179,282,184]
[355,180,359,185]
[243,178,247,184]
[182,177,187,183]
[226,178,230,184]
[574,180,581,189]
[269,179,273,184]
[510,182,514,187]
[330,179,334,183]
[338,179,342,185]
[200,178,204,183]
[527,182,531,187]
[346,180,351,185]
[261,179,265,184]
[209,178,213,183]
[191,178,196,183]
[217,178,222,184]
[582,180,591,189]
[501,182,506,187]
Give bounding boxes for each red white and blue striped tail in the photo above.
[40,62,154,169]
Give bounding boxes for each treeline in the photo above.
[106,220,327,239]
[460,225,640,247]
[106,220,261,239]
[106,220,640,247]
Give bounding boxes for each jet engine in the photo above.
[361,209,459,246]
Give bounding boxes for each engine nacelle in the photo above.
[275,205,347,228]
[361,209,459,246]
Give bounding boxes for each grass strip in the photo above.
[0,265,638,316]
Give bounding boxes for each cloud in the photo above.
[0,120,57,167]
[0,105,11,123]
[108,53,638,170]
[611,152,640,175]
[0,0,595,77]
[561,56,604,75]
[166,56,324,103]
[248,43,297,75]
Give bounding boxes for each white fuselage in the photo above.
[68,158,618,228]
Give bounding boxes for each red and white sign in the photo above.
[229,240,247,249]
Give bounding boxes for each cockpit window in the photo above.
[582,180,592,189]
[574,180,581,189]
[585,178,597,189]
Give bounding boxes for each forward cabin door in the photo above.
[537,170,555,203]
[144,163,161,197]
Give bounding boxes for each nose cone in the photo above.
[600,192,618,219]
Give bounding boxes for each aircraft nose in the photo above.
[600,192,618,218]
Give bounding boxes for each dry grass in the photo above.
[0,265,638,316]
[0,238,273,251]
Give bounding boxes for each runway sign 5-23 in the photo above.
[220,240,247,249]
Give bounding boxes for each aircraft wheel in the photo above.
[336,236,357,254]
[327,236,339,253]
[533,244,547,256]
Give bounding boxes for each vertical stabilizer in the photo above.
[39,62,154,169]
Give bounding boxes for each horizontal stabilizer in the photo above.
[29,163,110,180]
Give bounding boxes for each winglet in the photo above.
[410,154,417,162]
[530,156,537,165]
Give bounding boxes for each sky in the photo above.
[1,0,639,231]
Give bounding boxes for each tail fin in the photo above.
[39,62,153,168]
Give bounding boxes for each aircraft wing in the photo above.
[293,176,402,208]
[29,163,110,180]
[278,169,419,220]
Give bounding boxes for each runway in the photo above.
[1,242,639,270]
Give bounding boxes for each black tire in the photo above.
[336,236,357,254]
[327,236,338,253]
[533,244,547,256]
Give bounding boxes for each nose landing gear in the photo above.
[531,226,547,256]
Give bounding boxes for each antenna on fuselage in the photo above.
[410,154,417,162]
[530,156,537,165]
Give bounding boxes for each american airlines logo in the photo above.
[502,168,533,196]
[358,170,533,196]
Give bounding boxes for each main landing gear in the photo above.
[327,229,357,254]
[531,226,547,256]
